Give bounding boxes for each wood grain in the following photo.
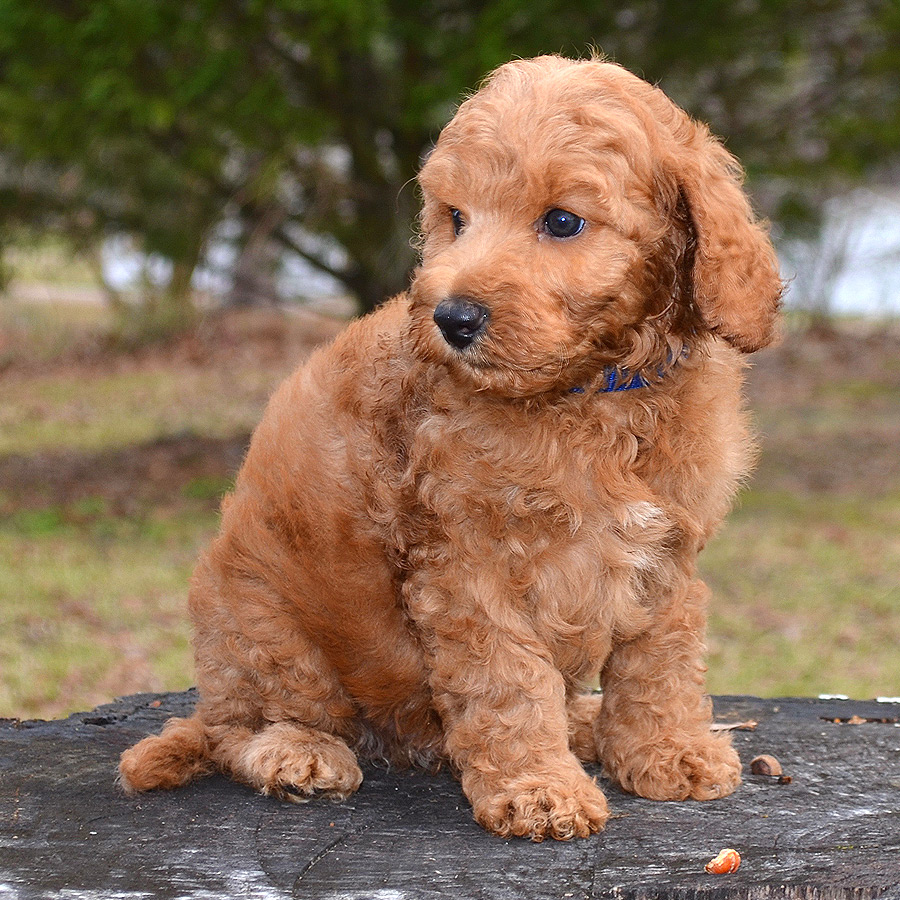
[1,693,899,898]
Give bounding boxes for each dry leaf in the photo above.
[710,720,758,732]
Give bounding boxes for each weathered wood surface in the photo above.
[1,692,899,899]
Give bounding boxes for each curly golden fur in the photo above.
[119,55,782,841]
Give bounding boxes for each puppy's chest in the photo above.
[389,408,683,583]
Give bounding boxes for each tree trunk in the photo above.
[227,206,287,308]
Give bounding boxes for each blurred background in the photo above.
[0,0,898,718]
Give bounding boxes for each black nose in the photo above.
[433,297,489,349]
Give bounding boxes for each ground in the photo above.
[1,300,898,718]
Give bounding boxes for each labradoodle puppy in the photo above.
[119,55,782,841]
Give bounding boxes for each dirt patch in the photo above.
[747,323,900,496]
[1,304,345,378]
[0,432,250,515]
[0,306,344,512]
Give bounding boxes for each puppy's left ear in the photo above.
[668,118,783,353]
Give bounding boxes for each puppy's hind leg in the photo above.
[118,715,363,803]
[567,691,602,764]
[118,580,364,803]
[211,721,363,802]
[118,715,214,794]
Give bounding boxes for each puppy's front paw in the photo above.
[608,732,741,802]
[469,770,609,841]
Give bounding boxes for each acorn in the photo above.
[705,848,741,874]
[749,754,783,777]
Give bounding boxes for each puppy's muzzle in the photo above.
[433,297,489,350]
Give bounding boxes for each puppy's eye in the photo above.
[450,208,465,236]
[542,208,585,239]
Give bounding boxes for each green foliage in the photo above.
[0,1,898,315]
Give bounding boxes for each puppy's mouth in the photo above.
[427,295,577,394]
[433,296,490,350]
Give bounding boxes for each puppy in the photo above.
[119,55,782,841]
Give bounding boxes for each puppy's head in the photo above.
[408,55,782,397]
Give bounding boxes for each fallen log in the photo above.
[1,692,899,899]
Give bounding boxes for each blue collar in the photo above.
[569,369,651,394]
[569,348,687,395]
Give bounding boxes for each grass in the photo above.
[0,295,108,367]
[703,489,900,698]
[0,499,208,718]
[4,237,98,287]
[0,367,282,456]
[1,299,899,717]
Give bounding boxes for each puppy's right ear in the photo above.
[669,121,783,353]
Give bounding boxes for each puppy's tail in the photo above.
[118,715,215,794]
